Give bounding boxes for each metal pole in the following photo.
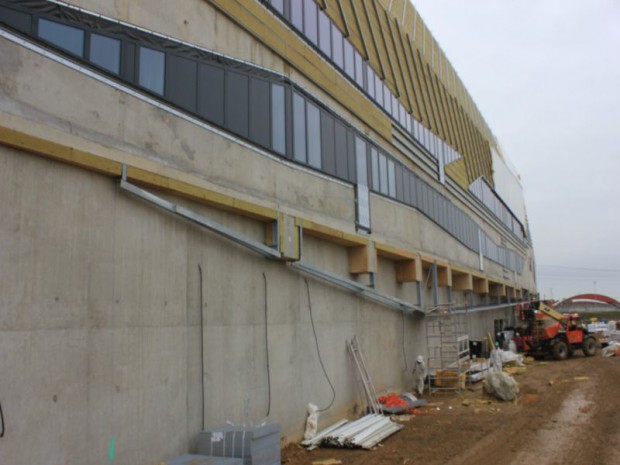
[432,261,439,307]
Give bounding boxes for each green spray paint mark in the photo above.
[109,434,115,462]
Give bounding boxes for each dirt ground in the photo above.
[282,353,620,465]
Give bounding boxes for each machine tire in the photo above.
[552,340,568,361]
[582,337,597,357]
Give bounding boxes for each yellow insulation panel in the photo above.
[212,0,501,188]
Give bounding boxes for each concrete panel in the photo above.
[0,329,89,464]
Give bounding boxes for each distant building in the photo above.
[0,1,536,463]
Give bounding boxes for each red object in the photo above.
[378,393,407,408]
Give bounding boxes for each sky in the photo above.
[413,0,620,301]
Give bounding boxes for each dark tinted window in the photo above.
[90,33,121,74]
[334,120,349,180]
[388,160,396,197]
[403,170,412,204]
[347,131,357,183]
[225,71,249,138]
[271,84,286,155]
[320,111,336,175]
[0,6,31,34]
[139,46,165,95]
[38,18,84,57]
[249,77,270,148]
[355,137,368,186]
[416,178,423,211]
[395,164,404,202]
[198,63,224,126]
[122,42,135,82]
[293,92,306,163]
[370,147,379,191]
[166,54,197,111]
[306,101,321,168]
[405,174,417,205]
[379,153,388,195]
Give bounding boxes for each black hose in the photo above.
[305,278,336,412]
[263,272,271,417]
[198,264,205,431]
[0,398,4,437]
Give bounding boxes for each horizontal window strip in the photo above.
[0,0,525,274]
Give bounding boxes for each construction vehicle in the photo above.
[514,301,597,360]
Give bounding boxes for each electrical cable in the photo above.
[198,264,205,431]
[0,398,4,437]
[304,278,336,412]
[263,272,271,417]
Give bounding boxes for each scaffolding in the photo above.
[426,305,470,393]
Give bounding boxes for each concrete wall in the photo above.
[0,145,431,464]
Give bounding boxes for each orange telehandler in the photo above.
[514,301,597,360]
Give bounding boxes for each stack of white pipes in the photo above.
[300,414,403,450]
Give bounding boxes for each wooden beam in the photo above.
[375,242,417,261]
[473,277,489,295]
[437,265,452,287]
[489,282,507,298]
[296,218,368,247]
[452,272,473,292]
[348,242,377,274]
[396,257,422,283]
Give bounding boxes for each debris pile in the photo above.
[377,392,428,414]
[602,342,620,357]
[378,393,407,408]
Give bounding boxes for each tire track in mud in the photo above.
[508,381,595,465]
[445,375,597,465]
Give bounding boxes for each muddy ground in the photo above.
[282,353,620,465]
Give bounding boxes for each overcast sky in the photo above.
[413,0,620,301]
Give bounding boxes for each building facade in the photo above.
[0,0,535,463]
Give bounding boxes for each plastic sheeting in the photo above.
[484,371,520,401]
